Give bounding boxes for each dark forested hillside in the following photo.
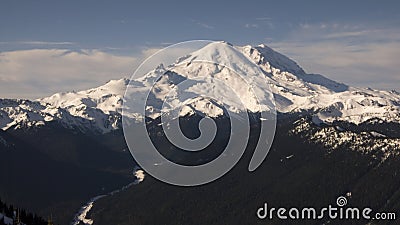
[89,116,400,225]
[0,123,135,225]
[2,114,399,225]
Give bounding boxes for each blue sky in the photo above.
[0,0,399,98]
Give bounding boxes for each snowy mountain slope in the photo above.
[0,79,128,133]
[0,41,399,132]
[238,44,400,124]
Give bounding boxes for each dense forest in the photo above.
[90,115,400,225]
[0,199,48,225]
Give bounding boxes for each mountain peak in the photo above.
[172,42,263,79]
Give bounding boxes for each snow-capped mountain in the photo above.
[1,41,399,133]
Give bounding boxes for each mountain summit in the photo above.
[1,42,399,132]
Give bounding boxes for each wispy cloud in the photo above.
[255,17,272,21]
[191,20,214,29]
[322,30,371,39]
[244,23,259,28]
[299,23,312,29]
[269,22,400,91]
[198,22,214,29]
[0,41,75,46]
[251,17,274,29]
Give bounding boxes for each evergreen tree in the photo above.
[25,212,34,225]
[0,199,5,212]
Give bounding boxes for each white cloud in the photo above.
[0,49,137,99]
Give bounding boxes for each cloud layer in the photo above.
[0,49,137,99]
[270,23,400,91]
